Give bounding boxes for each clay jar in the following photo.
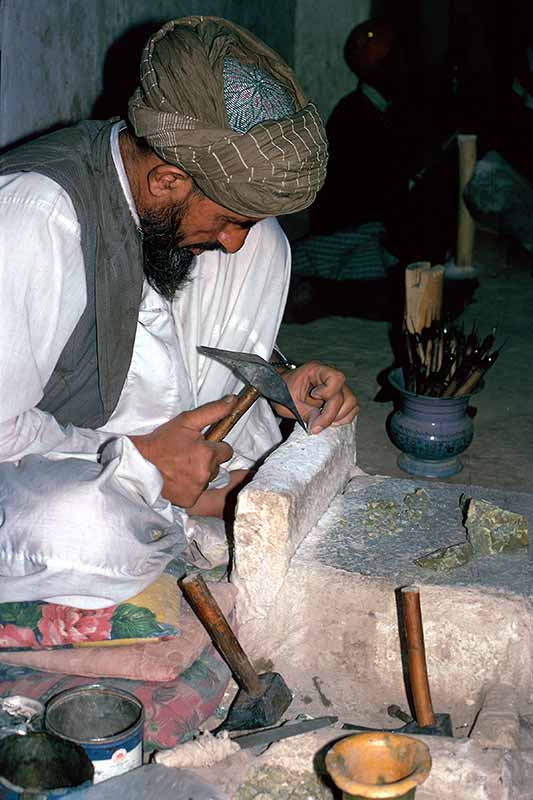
[387,367,477,478]
[325,732,431,800]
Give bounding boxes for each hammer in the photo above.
[343,587,453,737]
[197,346,306,441]
[394,586,453,736]
[180,574,293,731]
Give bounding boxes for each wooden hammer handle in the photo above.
[401,586,436,728]
[204,385,260,442]
[180,574,262,696]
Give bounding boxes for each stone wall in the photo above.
[231,422,532,729]
[293,0,372,122]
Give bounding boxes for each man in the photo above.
[308,17,456,267]
[0,17,357,608]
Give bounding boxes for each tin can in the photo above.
[44,685,144,785]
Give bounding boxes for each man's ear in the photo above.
[147,164,192,201]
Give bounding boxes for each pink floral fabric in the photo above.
[0,624,38,649]
[1,583,237,682]
[38,606,114,647]
[0,643,232,752]
[0,558,186,651]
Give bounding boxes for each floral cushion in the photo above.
[0,582,236,682]
[0,642,232,752]
[0,559,188,652]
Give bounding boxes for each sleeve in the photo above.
[0,174,113,460]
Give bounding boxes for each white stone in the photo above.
[232,421,357,636]
[471,683,522,751]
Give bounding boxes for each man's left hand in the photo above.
[273,361,359,434]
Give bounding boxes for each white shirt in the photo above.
[0,124,291,606]
[360,82,390,114]
[0,123,290,467]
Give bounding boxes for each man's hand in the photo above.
[273,361,359,434]
[186,468,254,519]
[129,396,238,508]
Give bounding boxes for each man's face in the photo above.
[140,192,261,300]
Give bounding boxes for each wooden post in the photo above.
[456,134,477,270]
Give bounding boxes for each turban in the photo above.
[128,16,328,217]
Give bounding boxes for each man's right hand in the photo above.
[129,396,238,508]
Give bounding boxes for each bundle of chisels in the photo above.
[402,320,504,397]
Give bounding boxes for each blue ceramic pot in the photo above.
[388,368,476,478]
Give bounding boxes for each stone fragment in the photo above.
[403,487,430,521]
[415,541,474,571]
[364,499,401,537]
[463,498,528,556]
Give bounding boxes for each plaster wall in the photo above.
[0,0,378,151]
[0,0,295,149]
[293,0,374,123]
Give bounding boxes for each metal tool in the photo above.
[232,715,338,750]
[343,586,453,738]
[197,345,306,441]
[342,711,452,738]
[180,574,293,731]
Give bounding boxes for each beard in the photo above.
[140,200,226,301]
[140,202,195,301]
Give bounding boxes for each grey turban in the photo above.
[128,16,328,217]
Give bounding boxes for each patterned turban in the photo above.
[128,16,328,217]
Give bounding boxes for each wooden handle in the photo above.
[180,574,262,696]
[401,586,436,727]
[452,367,484,397]
[404,263,444,335]
[204,385,260,442]
[456,134,477,267]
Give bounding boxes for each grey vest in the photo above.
[0,121,144,427]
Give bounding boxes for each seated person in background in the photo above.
[0,17,358,609]
[308,16,457,268]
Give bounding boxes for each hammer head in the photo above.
[219,672,293,732]
[342,712,453,738]
[401,712,453,737]
[198,345,307,430]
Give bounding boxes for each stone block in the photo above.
[232,421,357,636]
[250,560,531,722]
[470,683,521,751]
